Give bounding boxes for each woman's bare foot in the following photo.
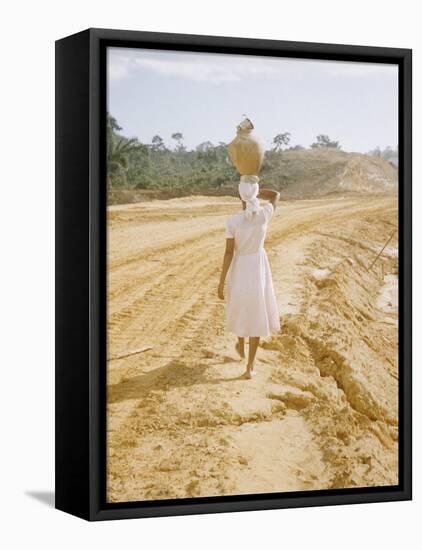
[244,363,256,379]
[235,341,245,359]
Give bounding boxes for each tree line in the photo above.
[107,114,237,190]
[107,114,395,190]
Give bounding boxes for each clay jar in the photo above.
[228,118,265,176]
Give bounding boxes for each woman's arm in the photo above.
[257,187,280,209]
[218,238,235,299]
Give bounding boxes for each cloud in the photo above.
[108,49,280,83]
[108,58,130,81]
[107,47,398,84]
[318,59,398,78]
[133,53,284,82]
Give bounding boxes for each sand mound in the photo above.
[261,148,398,198]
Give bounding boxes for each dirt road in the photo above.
[107,193,398,503]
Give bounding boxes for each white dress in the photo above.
[224,202,281,338]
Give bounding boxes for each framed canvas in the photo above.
[55,28,412,521]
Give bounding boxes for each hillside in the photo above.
[260,148,398,198]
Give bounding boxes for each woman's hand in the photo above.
[257,187,280,209]
[218,283,224,300]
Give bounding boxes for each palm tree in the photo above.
[107,137,145,188]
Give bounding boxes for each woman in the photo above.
[218,177,281,379]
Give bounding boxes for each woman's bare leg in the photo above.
[247,337,260,376]
[235,337,245,359]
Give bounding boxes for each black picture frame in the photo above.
[55,27,412,521]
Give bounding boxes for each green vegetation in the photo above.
[272,132,291,151]
[106,114,238,191]
[107,114,395,194]
[367,145,398,165]
[108,114,338,192]
[311,134,341,149]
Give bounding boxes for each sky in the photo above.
[107,47,398,153]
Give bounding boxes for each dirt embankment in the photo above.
[261,148,398,198]
[107,194,398,503]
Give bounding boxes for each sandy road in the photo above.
[107,193,398,503]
